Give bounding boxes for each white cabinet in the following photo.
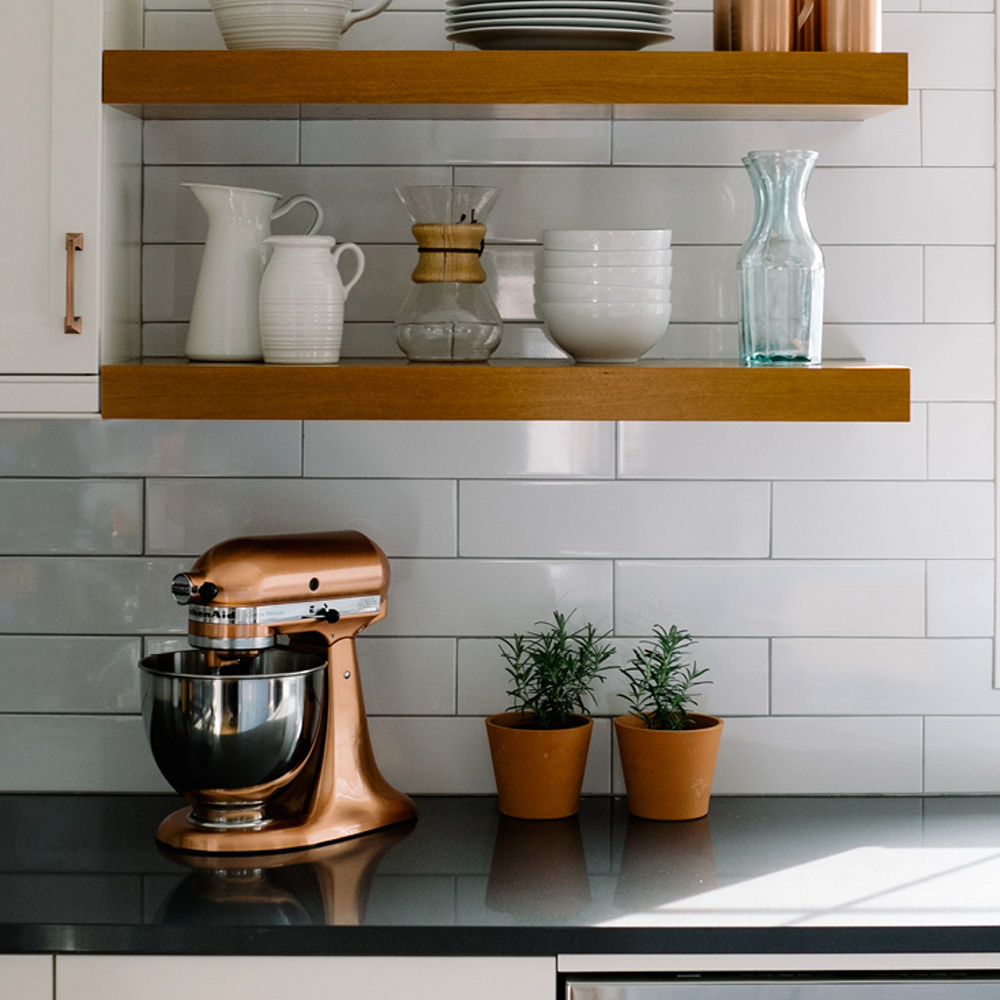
[0,0,139,414]
[56,955,556,1000]
[0,955,52,1000]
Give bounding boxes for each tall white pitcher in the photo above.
[183,183,323,361]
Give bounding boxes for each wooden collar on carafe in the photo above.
[411,222,487,284]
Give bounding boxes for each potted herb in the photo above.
[614,625,723,821]
[486,610,616,819]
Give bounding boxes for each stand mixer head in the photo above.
[140,530,417,854]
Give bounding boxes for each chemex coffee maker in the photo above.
[139,530,416,854]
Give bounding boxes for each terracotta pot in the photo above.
[614,712,723,821]
[485,711,593,819]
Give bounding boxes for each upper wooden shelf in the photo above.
[102,50,908,121]
[100,359,910,422]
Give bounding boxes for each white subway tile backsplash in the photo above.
[926,559,995,636]
[303,120,612,166]
[370,558,613,637]
[823,246,923,323]
[141,322,186,358]
[144,10,222,48]
[925,246,996,322]
[928,403,995,479]
[460,167,742,243]
[142,245,200,323]
[340,12,452,49]
[921,0,992,9]
[668,246,737,323]
[642,322,736,359]
[0,716,169,793]
[0,558,188,636]
[772,638,1000,715]
[358,638,457,715]
[145,1,210,9]
[615,560,926,637]
[459,481,770,557]
[145,479,457,556]
[303,421,616,479]
[712,716,924,794]
[618,408,928,480]
[925,717,1000,792]
[143,121,301,166]
[0,637,141,713]
[0,420,303,477]
[0,480,142,554]
[772,482,994,559]
[885,13,995,90]
[810,169,994,245]
[921,91,995,166]
[612,101,921,167]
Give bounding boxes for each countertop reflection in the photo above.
[0,795,998,955]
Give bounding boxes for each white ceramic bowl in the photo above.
[542,229,672,252]
[537,281,671,304]
[539,265,672,288]
[209,0,391,49]
[538,301,672,363]
[542,248,672,268]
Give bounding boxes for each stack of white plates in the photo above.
[535,228,673,363]
[446,0,673,50]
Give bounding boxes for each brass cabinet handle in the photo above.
[64,232,83,334]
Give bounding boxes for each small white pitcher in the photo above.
[184,183,324,362]
[259,236,365,365]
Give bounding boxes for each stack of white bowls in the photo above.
[535,229,672,363]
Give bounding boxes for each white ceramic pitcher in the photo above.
[184,183,324,362]
[259,236,365,365]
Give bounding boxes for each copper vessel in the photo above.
[729,0,795,51]
[141,530,416,854]
[820,0,881,51]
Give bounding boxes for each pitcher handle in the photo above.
[271,194,324,235]
[332,242,365,300]
[343,0,393,33]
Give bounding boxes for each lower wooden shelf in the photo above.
[100,359,910,421]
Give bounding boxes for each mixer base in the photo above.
[156,790,417,854]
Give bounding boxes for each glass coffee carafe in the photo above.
[394,185,503,362]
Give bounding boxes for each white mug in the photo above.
[210,0,394,50]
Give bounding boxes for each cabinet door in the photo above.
[0,0,103,406]
[57,955,556,1000]
[0,955,52,1000]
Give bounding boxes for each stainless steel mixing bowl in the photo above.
[140,648,327,829]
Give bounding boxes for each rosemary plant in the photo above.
[499,610,616,729]
[619,624,710,730]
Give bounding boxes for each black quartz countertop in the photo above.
[1,794,999,957]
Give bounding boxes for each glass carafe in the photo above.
[394,185,503,362]
[737,149,824,366]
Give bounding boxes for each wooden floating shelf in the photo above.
[100,359,911,422]
[102,50,908,121]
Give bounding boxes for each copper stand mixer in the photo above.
[140,530,416,854]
